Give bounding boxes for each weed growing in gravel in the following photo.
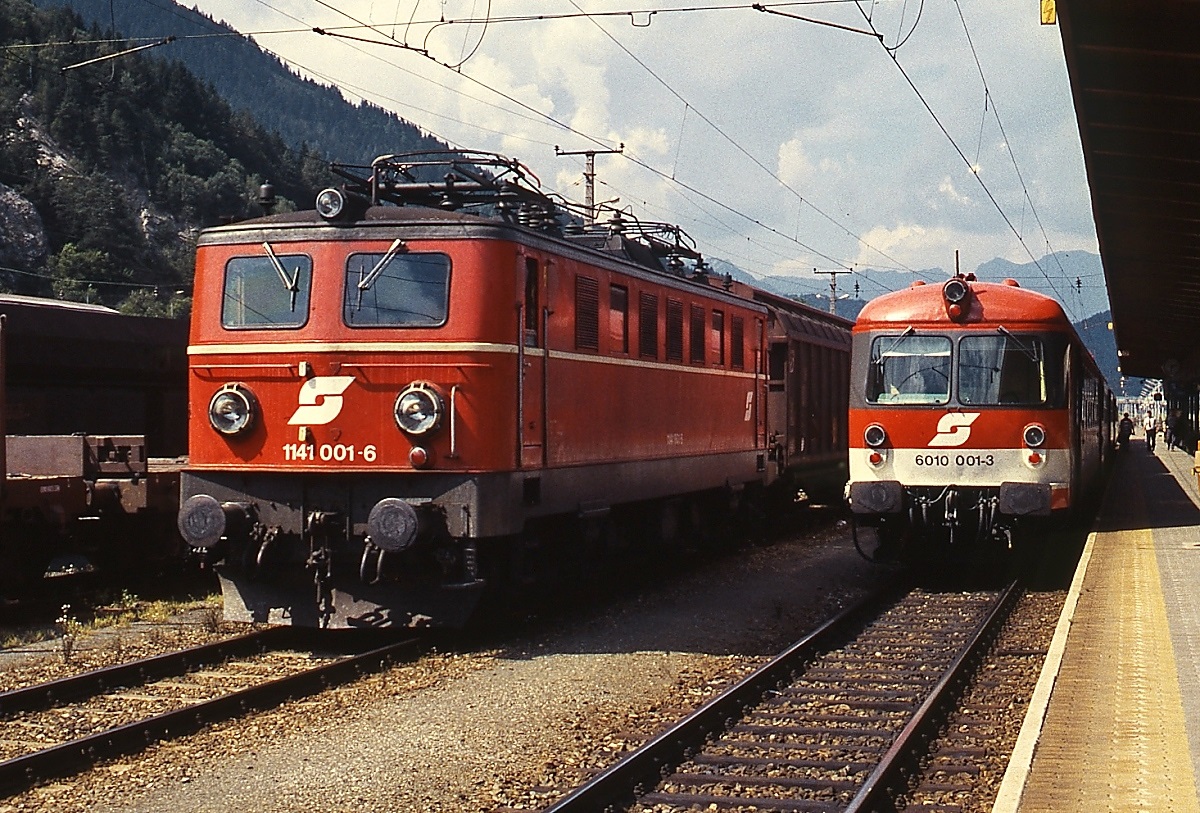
[91,589,143,627]
[91,591,221,628]
[201,606,221,633]
[0,592,224,652]
[57,604,83,663]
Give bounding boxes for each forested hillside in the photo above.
[31,0,446,163]
[0,0,345,312]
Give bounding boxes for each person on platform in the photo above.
[1145,411,1160,452]
[1118,413,1135,451]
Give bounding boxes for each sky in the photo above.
[179,0,1101,306]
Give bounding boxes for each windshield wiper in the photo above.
[997,325,1042,363]
[874,325,915,363]
[262,242,300,312]
[356,239,407,310]
[357,240,406,290]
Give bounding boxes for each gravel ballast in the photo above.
[2,525,890,813]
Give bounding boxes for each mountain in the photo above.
[30,0,447,164]
[974,252,1108,320]
[1076,310,1138,394]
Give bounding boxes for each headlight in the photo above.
[943,277,971,321]
[864,423,888,448]
[943,278,969,304]
[1024,423,1046,447]
[394,382,444,435]
[315,188,346,219]
[209,383,258,436]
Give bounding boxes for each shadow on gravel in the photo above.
[444,512,899,661]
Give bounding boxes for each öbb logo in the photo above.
[288,376,355,425]
[928,412,981,447]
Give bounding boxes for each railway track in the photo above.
[0,626,421,795]
[544,579,1021,813]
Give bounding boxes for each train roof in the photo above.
[209,151,719,281]
[0,293,118,314]
[0,293,187,344]
[199,203,483,236]
[855,277,1069,332]
[201,205,692,274]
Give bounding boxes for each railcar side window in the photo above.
[344,251,451,327]
[610,285,629,354]
[222,255,312,329]
[711,310,725,365]
[524,258,540,347]
[866,335,951,404]
[958,335,1047,405]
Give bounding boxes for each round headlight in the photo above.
[1024,423,1046,447]
[315,188,346,219]
[394,383,444,436]
[864,423,888,448]
[209,383,258,436]
[943,278,969,304]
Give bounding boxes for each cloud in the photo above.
[853,223,954,270]
[937,176,975,208]
[187,0,1101,290]
[778,137,817,187]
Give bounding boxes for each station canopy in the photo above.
[1058,0,1200,385]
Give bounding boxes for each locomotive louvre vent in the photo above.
[639,292,659,358]
[666,298,684,362]
[574,275,600,351]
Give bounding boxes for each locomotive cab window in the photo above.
[867,335,951,405]
[958,334,1047,405]
[344,251,451,327]
[222,254,312,329]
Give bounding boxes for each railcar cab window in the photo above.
[958,334,1047,405]
[344,250,451,327]
[867,334,951,405]
[222,254,312,329]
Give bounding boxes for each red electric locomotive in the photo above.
[845,273,1111,558]
[177,151,849,628]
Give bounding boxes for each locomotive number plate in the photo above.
[282,443,378,463]
[912,453,995,468]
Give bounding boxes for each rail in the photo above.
[0,628,421,795]
[544,578,1020,813]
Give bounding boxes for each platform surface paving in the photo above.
[994,439,1200,812]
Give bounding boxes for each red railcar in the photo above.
[177,152,849,628]
[845,274,1111,558]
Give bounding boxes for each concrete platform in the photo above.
[994,438,1200,813]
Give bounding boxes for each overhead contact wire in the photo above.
[852,0,1075,317]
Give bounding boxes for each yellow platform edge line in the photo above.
[990,523,1097,813]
